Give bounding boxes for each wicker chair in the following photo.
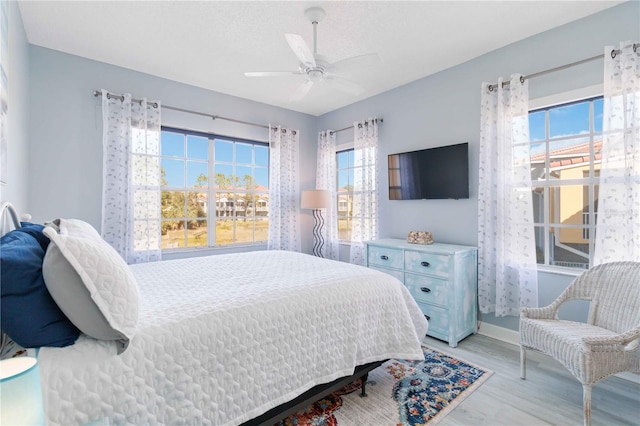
[520,261,640,426]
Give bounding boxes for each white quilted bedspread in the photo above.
[38,251,428,426]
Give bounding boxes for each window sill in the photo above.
[536,264,585,277]
[162,243,267,260]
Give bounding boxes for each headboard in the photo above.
[0,202,31,237]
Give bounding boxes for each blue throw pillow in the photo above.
[0,228,80,348]
[18,222,50,251]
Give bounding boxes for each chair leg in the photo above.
[583,384,592,426]
[520,346,526,380]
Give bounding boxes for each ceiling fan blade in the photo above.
[284,33,316,68]
[324,76,364,95]
[290,80,314,101]
[244,71,303,77]
[330,53,381,74]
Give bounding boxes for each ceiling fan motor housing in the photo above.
[305,7,326,24]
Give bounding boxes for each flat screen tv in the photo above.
[388,142,469,200]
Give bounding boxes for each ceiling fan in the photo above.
[244,7,381,101]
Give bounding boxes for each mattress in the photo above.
[38,250,428,425]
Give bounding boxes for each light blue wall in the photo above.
[27,46,318,256]
[316,2,640,330]
[1,1,30,214]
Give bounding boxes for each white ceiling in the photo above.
[19,1,622,116]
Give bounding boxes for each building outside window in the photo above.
[528,96,603,270]
[160,127,269,250]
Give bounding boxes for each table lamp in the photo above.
[301,189,331,257]
[0,357,45,425]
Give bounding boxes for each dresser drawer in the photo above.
[404,273,448,306]
[369,265,404,283]
[405,250,449,277]
[368,246,403,270]
[418,303,449,336]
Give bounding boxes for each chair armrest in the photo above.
[583,327,640,351]
[521,305,557,320]
[521,296,568,320]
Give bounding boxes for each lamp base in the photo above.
[312,209,325,257]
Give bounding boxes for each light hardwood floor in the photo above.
[422,334,640,426]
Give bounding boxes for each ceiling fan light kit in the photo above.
[244,7,380,101]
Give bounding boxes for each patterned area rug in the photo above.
[277,346,493,426]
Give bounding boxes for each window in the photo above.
[160,127,269,250]
[529,96,603,270]
[336,149,354,241]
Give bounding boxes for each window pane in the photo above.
[187,161,208,188]
[338,217,350,241]
[255,146,268,167]
[536,226,589,270]
[132,155,161,187]
[536,138,593,181]
[236,143,253,165]
[161,159,184,187]
[337,151,349,168]
[255,216,268,242]
[528,110,546,142]
[337,193,351,217]
[593,98,603,133]
[546,185,591,227]
[535,183,592,269]
[236,166,252,188]
[234,193,247,218]
[161,131,185,157]
[338,170,349,189]
[215,139,233,162]
[133,220,161,251]
[255,167,268,188]
[161,220,185,249]
[187,191,207,218]
[255,195,269,218]
[187,135,208,160]
[214,164,233,188]
[235,216,254,244]
[549,101,590,138]
[186,220,207,248]
[161,191,185,219]
[215,192,234,218]
[215,217,234,245]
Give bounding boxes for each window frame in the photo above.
[160,126,269,252]
[528,84,603,274]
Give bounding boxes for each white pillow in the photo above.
[42,219,139,354]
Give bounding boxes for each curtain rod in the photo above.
[487,43,639,92]
[330,117,384,135]
[93,90,270,130]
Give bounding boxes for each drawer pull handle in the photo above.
[380,255,389,260]
[420,261,430,267]
[420,287,431,293]
[424,315,431,321]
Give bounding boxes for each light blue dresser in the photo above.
[365,239,478,347]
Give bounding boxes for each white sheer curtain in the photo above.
[267,126,301,252]
[101,90,162,264]
[316,130,339,260]
[594,42,640,264]
[350,118,379,266]
[478,75,538,317]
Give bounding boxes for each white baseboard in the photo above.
[477,321,520,346]
[476,322,640,384]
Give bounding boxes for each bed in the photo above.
[0,204,428,425]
